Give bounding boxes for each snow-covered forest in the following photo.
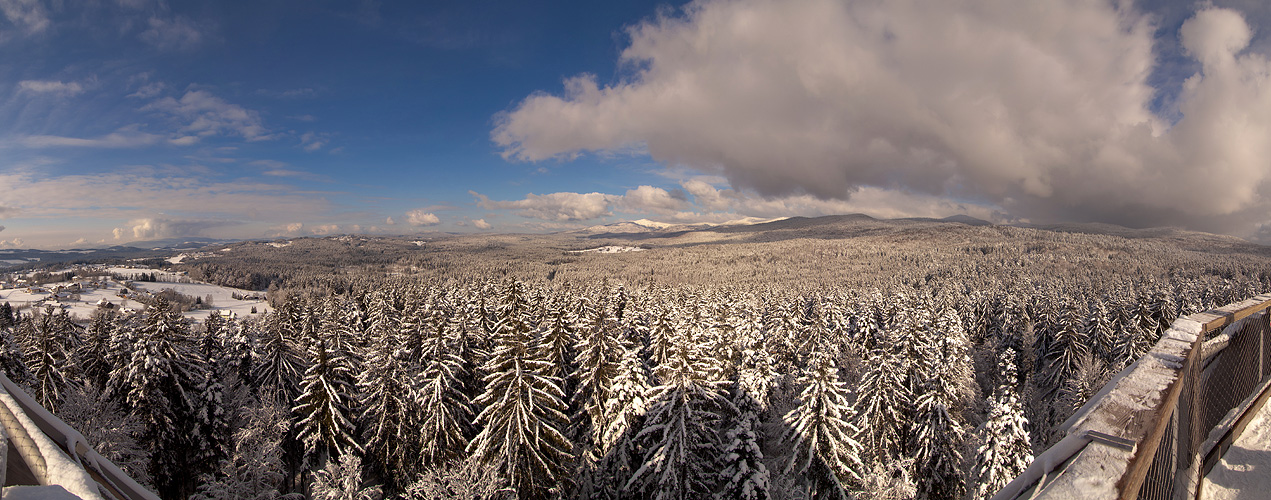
[1,218,1270,500]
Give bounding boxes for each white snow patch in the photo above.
[2,486,83,500]
[166,254,186,264]
[267,241,292,248]
[1202,400,1271,499]
[130,281,269,319]
[570,246,646,254]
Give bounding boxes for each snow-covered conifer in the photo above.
[468,280,573,499]
[720,408,769,500]
[909,372,965,500]
[572,296,623,462]
[856,345,910,462]
[311,455,382,500]
[78,308,118,391]
[969,350,1033,500]
[192,401,290,500]
[20,305,78,412]
[108,297,201,497]
[416,317,473,470]
[626,339,733,500]
[293,335,362,468]
[252,311,304,404]
[357,314,416,483]
[782,353,864,498]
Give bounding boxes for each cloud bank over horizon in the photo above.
[495,0,1271,239]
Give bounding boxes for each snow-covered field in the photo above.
[131,281,270,319]
[570,246,646,254]
[1203,400,1271,498]
[0,276,269,321]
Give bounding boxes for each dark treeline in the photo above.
[0,267,1263,500]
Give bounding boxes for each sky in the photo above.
[3,0,1271,248]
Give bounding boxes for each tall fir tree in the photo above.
[468,281,573,499]
[108,297,202,498]
[357,313,418,485]
[856,344,910,462]
[782,353,864,499]
[415,315,473,471]
[626,338,733,500]
[572,296,624,464]
[293,335,363,469]
[969,350,1033,500]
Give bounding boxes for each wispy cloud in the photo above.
[18,80,85,96]
[145,90,271,141]
[18,127,165,148]
[113,217,240,240]
[0,169,331,225]
[140,16,205,50]
[474,179,1007,226]
[0,0,50,34]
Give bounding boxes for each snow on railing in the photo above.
[993,293,1271,500]
[0,373,158,500]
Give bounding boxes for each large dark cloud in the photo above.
[495,0,1271,239]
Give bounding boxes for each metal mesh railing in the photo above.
[993,295,1271,500]
[1124,302,1271,500]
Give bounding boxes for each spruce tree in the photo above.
[20,305,79,412]
[108,297,201,498]
[252,311,304,404]
[783,353,864,499]
[720,406,769,500]
[590,345,651,498]
[468,281,573,499]
[626,339,733,500]
[79,308,118,391]
[416,316,473,471]
[293,335,362,469]
[357,313,417,484]
[969,350,1033,500]
[910,372,966,500]
[572,296,623,463]
[856,345,910,462]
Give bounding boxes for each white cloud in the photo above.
[115,217,237,241]
[471,185,691,221]
[406,210,441,226]
[18,80,84,96]
[494,0,1271,237]
[616,184,690,214]
[309,224,339,235]
[140,16,204,50]
[300,131,326,152]
[473,218,491,229]
[476,178,1006,227]
[0,0,49,34]
[473,190,613,221]
[145,90,270,141]
[385,216,395,225]
[128,81,166,99]
[0,169,332,225]
[19,127,165,148]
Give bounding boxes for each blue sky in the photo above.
[3,0,1271,248]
